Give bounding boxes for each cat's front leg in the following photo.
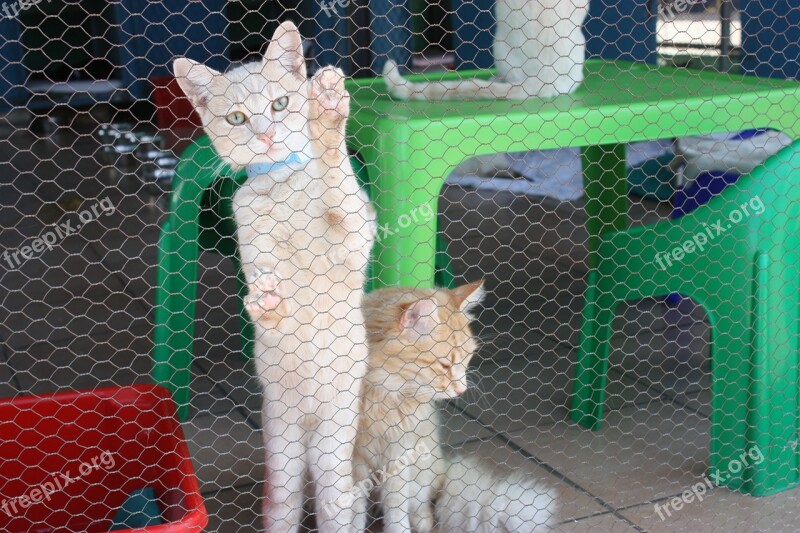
[409,450,439,533]
[350,458,371,533]
[408,475,436,532]
[309,66,349,154]
[380,468,413,533]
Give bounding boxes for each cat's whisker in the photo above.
[476,330,505,341]
[464,371,493,411]
[475,331,511,349]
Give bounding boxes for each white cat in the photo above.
[383,0,588,100]
[174,21,375,533]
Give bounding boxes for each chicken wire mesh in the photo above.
[2,0,800,531]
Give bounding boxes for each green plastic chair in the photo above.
[152,135,450,420]
[571,139,800,496]
[152,136,255,421]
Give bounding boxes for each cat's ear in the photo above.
[451,280,485,313]
[173,58,220,108]
[264,20,307,79]
[400,298,439,338]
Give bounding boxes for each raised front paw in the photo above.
[310,66,350,140]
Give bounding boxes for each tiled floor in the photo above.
[2,118,800,532]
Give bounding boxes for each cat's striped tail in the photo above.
[382,60,523,101]
[436,455,559,533]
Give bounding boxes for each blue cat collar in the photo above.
[246,153,311,179]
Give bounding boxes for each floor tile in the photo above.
[195,349,263,424]
[671,387,712,418]
[203,483,262,533]
[551,512,639,532]
[0,348,18,399]
[7,324,153,394]
[183,411,264,494]
[186,367,249,420]
[610,320,711,399]
[441,183,676,275]
[0,225,109,286]
[194,255,245,350]
[455,346,656,434]
[471,304,563,367]
[203,482,383,533]
[0,244,150,350]
[620,486,800,533]
[507,400,710,509]
[448,437,607,526]
[438,402,495,447]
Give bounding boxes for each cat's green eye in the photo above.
[225,111,247,126]
[272,96,289,112]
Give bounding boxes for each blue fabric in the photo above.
[672,128,779,217]
[672,171,743,219]
[731,128,771,141]
[246,153,311,179]
[627,152,676,202]
[109,487,163,530]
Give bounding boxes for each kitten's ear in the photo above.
[264,20,307,79]
[400,298,439,338]
[451,280,485,313]
[173,58,220,108]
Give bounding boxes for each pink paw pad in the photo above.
[312,67,349,117]
[245,291,281,313]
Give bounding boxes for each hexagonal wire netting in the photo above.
[1,0,800,531]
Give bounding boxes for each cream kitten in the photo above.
[383,0,588,100]
[350,282,558,533]
[174,21,375,533]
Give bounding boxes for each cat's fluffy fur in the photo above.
[174,21,375,533]
[353,282,558,532]
[383,0,588,100]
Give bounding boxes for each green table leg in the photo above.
[367,132,445,290]
[581,144,629,268]
[571,144,628,429]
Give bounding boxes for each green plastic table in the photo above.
[346,59,800,495]
[346,59,800,286]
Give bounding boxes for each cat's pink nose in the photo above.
[257,132,275,146]
[453,383,467,395]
